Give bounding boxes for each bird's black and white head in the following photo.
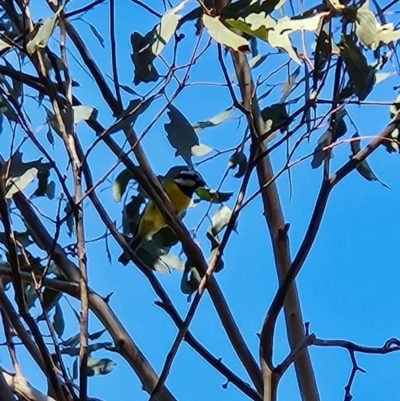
[173,169,206,196]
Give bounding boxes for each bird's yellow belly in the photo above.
[138,182,190,239]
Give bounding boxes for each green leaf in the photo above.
[152,1,186,56]
[131,32,159,85]
[203,14,251,52]
[40,288,62,318]
[159,252,185,271]
[355,0,379,49]
[181,261,201,295]
[226,12,326,64]
[53,303,65,338]
[130,1,186,85]
[87,357,116,376]
[378,23,400,46]
[46,125,55,147]
[228,150,247,178]
[33,168,50,198]
[2,151,51,199]
[192,106,235,133]
[73,105,96,124]
[311,111,347,169]
[26,13,60,54]
[195,188,233,203]
[208,205,235,237]
[113,169,134,202]
[165,104,212,165]
[339,35,375,100]
[261,103,289,134]
[225,17,269,41]
[351,132,390,188]
[46,181,56,200]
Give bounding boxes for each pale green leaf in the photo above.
[152,0,187,56]
[208,205,235,237]
[73,105,96,124]
[356,0,379,49]
[203,14,250,52]
[87,357,116,376]
[26,13,59,54]
[191,144,213,156]
[193,106,235,133]
[112,169,134,202]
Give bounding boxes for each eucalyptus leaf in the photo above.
[73,105,96,124]
[351,132,390,189]
[165,104,208,165]
[26,10,62,54]
[113,169,134,202]
[208,205,235,237]
[203,14,250,52]
[193,106,235,133]
[228,150,247,178]
[53,303,65,338]
[87,357,116,376]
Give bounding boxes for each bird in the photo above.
[118,168,206,266]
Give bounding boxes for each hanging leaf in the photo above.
[87,357,116,376]
[378,23,400,46]
[228,150,247,178]
[355,0,380,50]
[192,106,235,133]
[2,151,51,199]
[26,12,60,54]
[53,303,65,338]
[131,32,159,85]
[164,104,212,165]
[113,169,135,202]
[203,14,251,52]
[73,105,96,124]
[151,1,187,56]
[195,187,233,203]
[261,103,289,134]
[339,35,375,100]
[130,1,187,85]
[159,252,185,271]
[226,12,327,64]
[311,110,348,168]
[208,205,236,237]
[36,288,62,321]
[181,261,201,296]
[351,132,390,188]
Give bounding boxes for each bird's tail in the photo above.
[118,236,143,266]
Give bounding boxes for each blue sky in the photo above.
[1,0,400,401]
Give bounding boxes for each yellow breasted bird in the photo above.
[118,169,206,265]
